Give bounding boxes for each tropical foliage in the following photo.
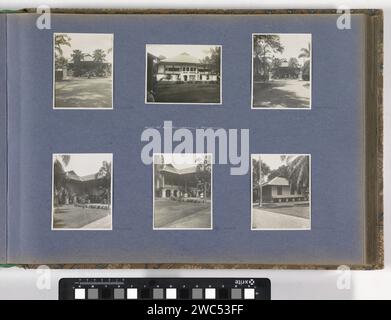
[253,35,284,81]
[54,34,112,78]
[53,155,70,206]
[282,155,310,194]
[96,161,112,205]
[298,43,311,81]
[196,155,212,199]
[200,46,221,76]
[252,158,271,188]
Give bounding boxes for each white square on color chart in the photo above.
[127,288,138,299]
[205,288,216,299]
[74,288,85,300]
[244,288,255,299]
[166,288,177,299]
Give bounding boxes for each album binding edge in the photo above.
[0,14,7,264]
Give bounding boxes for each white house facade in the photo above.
[156,52,218,82]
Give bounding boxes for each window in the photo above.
[277,186,283,195]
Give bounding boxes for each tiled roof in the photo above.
[160,164,198,175]
[160,52,201,64]
[263,176,290,186]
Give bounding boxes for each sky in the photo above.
[155,153,211,169]
[146,44,218,60]
[56,33,113,62]
[55,154,112,177]
[256,33,311,62]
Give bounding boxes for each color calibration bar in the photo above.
[59,278,271,300]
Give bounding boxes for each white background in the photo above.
[0,0,390,300]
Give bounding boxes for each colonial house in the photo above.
[55,56,112,81]
[156,52,218,83]
[271,61,301,79]
[56,170,110,206]
[253,176,307,203]
[155,164,210,199]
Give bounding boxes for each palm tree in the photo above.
[298,43,311,59]
[92,49,107,76]
[196,155,212,201]
[252,157,270,206]
[253,35,284,81]
[54,34,71,57]
[53,155,71,206]
[71,49,86,64]
[96,161,112,205]
[70,49,88,76]
[92,49,106,63]
[282,155,310,195]
[298,43,311,81]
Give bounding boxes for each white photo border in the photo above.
[144,44,223,105]
[251,33,312,110]
[250,153,312,230]
[52,33,114,110]
[152,152,213,230]
[51,152,113,231]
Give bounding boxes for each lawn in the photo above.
[154,199,212,229]
[53,205,112,229]
[154,83,221,103]
[55,77,112,108]
[252,206,310,229]
[260,203,310,219]
[253,79,310,108]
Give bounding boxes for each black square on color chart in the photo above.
[140,288,151,299]
[179,288,190,299]
[101,287,112,300]
[218,288,229,299]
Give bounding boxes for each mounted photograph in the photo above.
[153,153,213,230]
[252,33,311,109]
[251,154,311,230]
[53,33,113,109]
[146,44,222,104]
[52,153,113,230]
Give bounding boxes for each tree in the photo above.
[252,158,270,187]
[282,155,310,195]
[252,158,271,206]
[288,57,299,69]
[96,161,112,205]
[268,165,289,182]
[54,34,71,71]
[55,56,68,70]
[54,34,71,57]
[92,49,106,63]
[298,43,311,59]
[302,60,310,81]
[298,43,311,81]
[92,49,107,76]
[71,49,85,64]
[71,49,87,76]
[196,155,212,201]
[53,155,70,206]
[253,35,284,81]
[200,46,221,76]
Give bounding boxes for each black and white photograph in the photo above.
[153,153,213,230]
[252,34,311,109]
[146,45,222,104]
[52,153,113,230]
[251,154,311,230]
[54,33,113,109]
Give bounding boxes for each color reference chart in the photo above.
[58,278,271,300]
